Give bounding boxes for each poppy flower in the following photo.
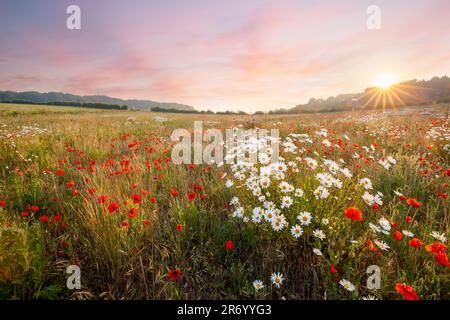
[405,216,412,223]
[176,223,183,231]
[98,195,108,204]
[0,200,6,207]
[344,207,363,221]
[88,188,96,194]
[150,197,156,204]
[329,265,338,274]
[52,215,61,222]
[66,181,76,188]
[56,169,64,176]
[395,283,419,300]
[130,194,141,204]
[393,231,403,241]
[170,189,179,197]
[187,192,197,201]
[409,238,423,248]
[425,243,447,254]
[40,215,49,222]
[31,205,39,212]
[108,202,120,214]
[406,198,421,208]
[143,219,151,225]
[128,207,138,219]
[120,220,129,228]
[21,211,29,218]
[225,240,234,250]
[167,269,182,282]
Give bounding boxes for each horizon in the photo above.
[1,0,450,111]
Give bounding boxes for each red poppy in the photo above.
[130,194,141,204]
[406,198,421,208]
[143,219,151,225]
[425,243,447,254]
[56,169,64,176]
[167,269,182,282]
[329,265,337,274]
[409,238,423,248]
[176,223,183,231]
[98,195,108,204]
[225,240,234,250]
[170,189,179,197]
[393,231,403,241]
[0,200,6,207]
[128,207,138,219]
[21,211,29,218]
[187,192,197,201]
[434,250,450,267]
[52,215,61,222]
[344,207,363,221]
[66,181,76,188]
[395,283,419,300]
[88,188,96,194]
[108,202,120,214]
[150,197,156,204]
[40,215,49,222]
[121,220,129,228]
[405,216,412,223]
[31,205,39,212]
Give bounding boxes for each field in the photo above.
[0,103,449,300]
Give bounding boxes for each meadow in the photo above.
[0,103,448,300]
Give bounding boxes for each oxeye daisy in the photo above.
[270,273,284,288]
[290,225,303,238]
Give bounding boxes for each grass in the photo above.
[0,103,449,300]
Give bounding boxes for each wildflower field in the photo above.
[0,103,448,300]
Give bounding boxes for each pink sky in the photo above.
[0,0,449,111]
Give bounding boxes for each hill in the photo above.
[0,91,196,112]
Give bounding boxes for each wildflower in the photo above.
[0,200,6,207]
[187,192,197,201]
[253,280,265,291]
[120,220,129,228]
[55,169,64,176]
[425,242,447,254]
[374,239,390,251]
[143,219,151,225]
[176,223,183,231]
[313,248,323,256]
[107,202,120,214]
[280,196,293,208]
[297,211,312,225]
[66,181,75,188]
[40,215,48,222]
[128,207,138,219]
[150,197,156,204]
[395,283,419,300]
[393,231,403,241]
[225,240,234,250]
[339,279,355,292]
[98,195,108,204]
[167,269,182,282]
[329,265,337,274]
[431,232,447,243]
[31,205,39,212]
[130,194,141,204]
[170,189,179,197]
[313,229,326,240]
[344,207,363,221]
[270,273,284,288]
[290,225,303,238]
[409,238,423,248]
[406,198,421,208]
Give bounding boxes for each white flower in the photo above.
[314,186,330,199]
[230,197,240,206]
[321,218,329,225]
[313,229,326,240]
[431,231,448,243]
[339,279,355,292]
[290,225,303,238]
[270,273,284,288]
[253,280,265,291]
[374,239,390,251]
[402,230,414,237]
[232,207,244,218]
[225,180,234,188]
[294,188,304,197]
[281,196,293,208]
[271,214,287,231]
[362,295,378,300]
[313,248,322,256]
[297,211,312,225]
[378,217,391,234]
[359,178,373,190]
[260,177,271,189]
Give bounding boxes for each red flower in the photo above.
[31,205,39,212]
[150,197,156,204]
[409,238,423,248]
[399,195,408,201]
[405,216,412,223]
[176,223,183,231]
[371,203,380,210]
[170,189,179,197]
[128,207,138,219]
[187,192,197,201]
[143,219,151,225]
[21,211,29,218]
[0,200,6,207]
[395,283,419,300]
[367,240,377,252]
[406,198,421,208]
[344,207,363,221]
[225,240,234,250]
[329,265,337,274]
[98,195,108,204]
[121,220,129,228]
[434,250,450,267]
[40,215,48,222]
[66,181,75,188]
[52,215,61,222]
[393,231,403,241]
[56,169,64,176]
[425,243,447,254]
[167,269,182,282]
[88,188,96,194]
[108,202,120,214]
[130,194,141,204]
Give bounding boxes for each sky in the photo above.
[1,0,450,112]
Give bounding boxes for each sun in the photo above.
[373,74,396,89]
